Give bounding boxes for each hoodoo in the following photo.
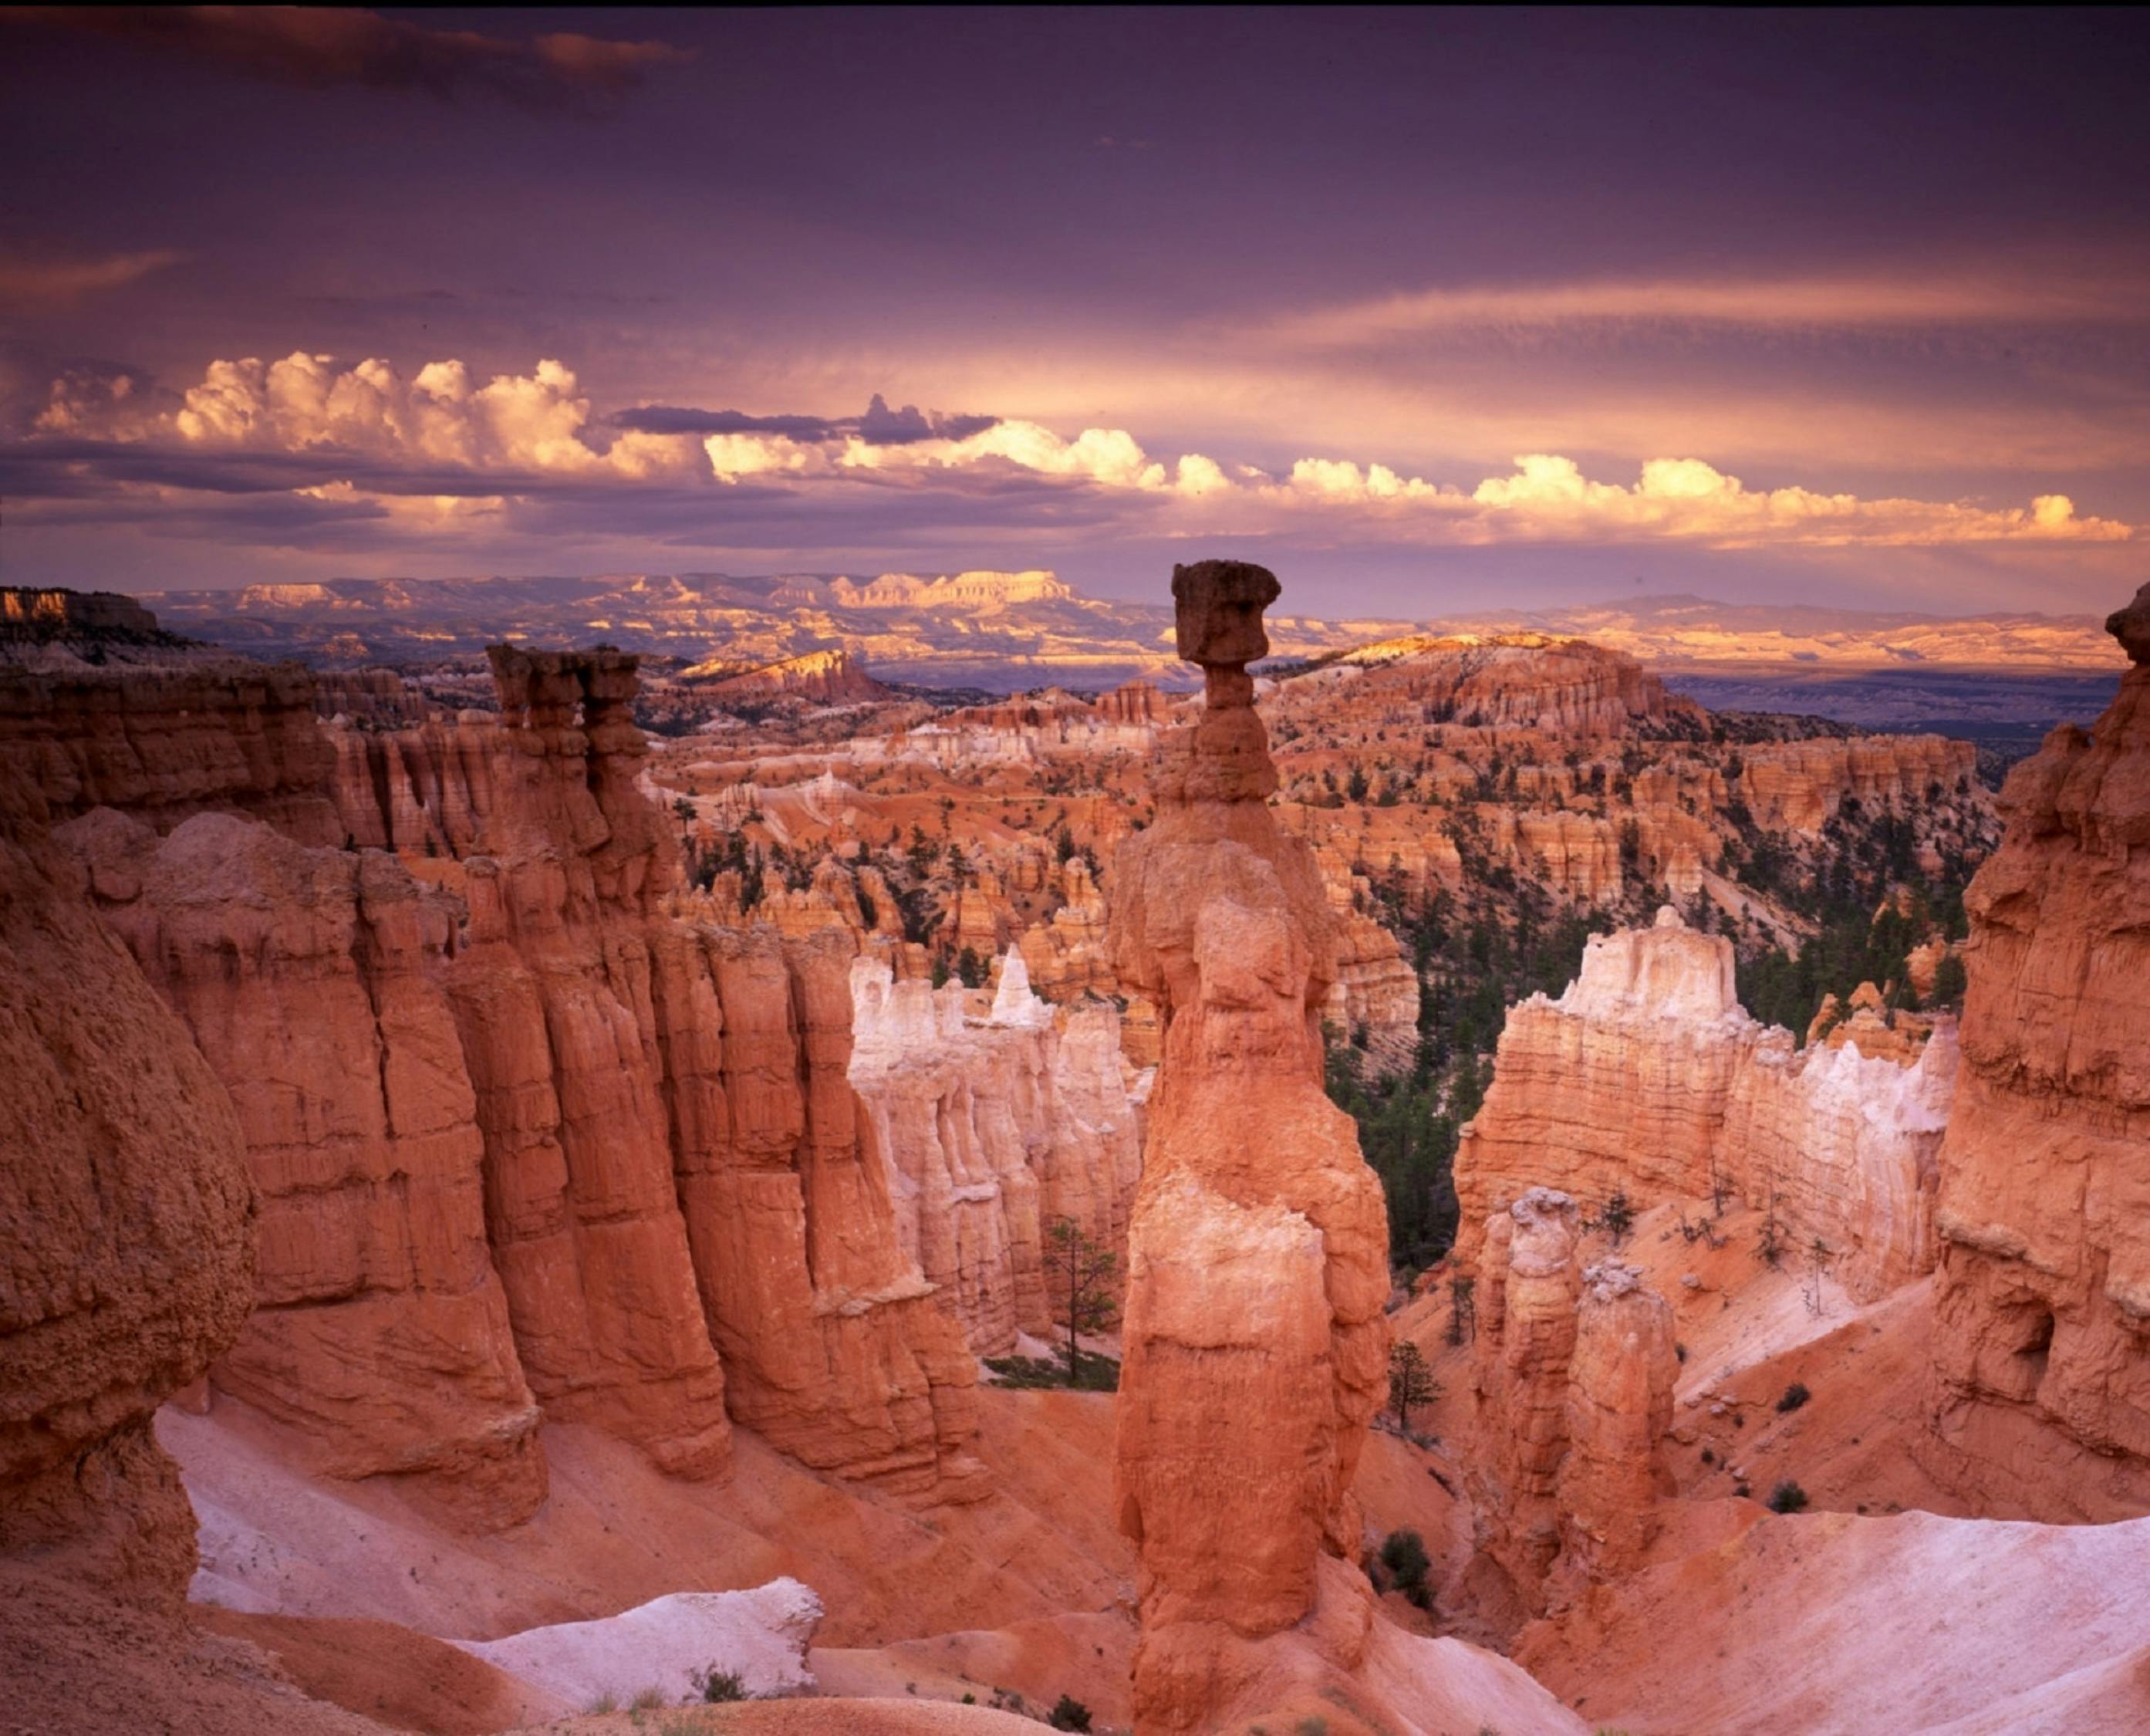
[1108,562,1392,1733]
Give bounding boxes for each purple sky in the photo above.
[3,6,2146,616]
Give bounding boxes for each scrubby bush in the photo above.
[690,1664,747,1703]
[1777,1381,1811,1413]
[1767,1480,1811,1514]
[1379,1528,1433,1608]
[1048,1693,1093,1731]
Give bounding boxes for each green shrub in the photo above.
[1767,1480,1810,1514]
[1048,1693,1093,1731]
[689,1664,747,1703]
[1777,1381,1811,1413]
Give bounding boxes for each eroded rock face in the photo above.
[23,647,991,1518]
[1109,562,1391,1734]
[0,663,342,843]
[1924,586,2150,1520]
[57,809,548,1528]
[848,950,1143,1356]
[1456,907,1955,1302]
[0,825,255,1606]
[1468,1195,1676,1614]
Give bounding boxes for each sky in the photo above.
[2,5,2147,618]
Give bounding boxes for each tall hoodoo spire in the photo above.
[1108,560,1392,1734]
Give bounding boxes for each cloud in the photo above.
[0,247,184,306]
[13,7,691,111]
[5,345,2132,560]
[1262,268,2150,350]
[613,393,998,447]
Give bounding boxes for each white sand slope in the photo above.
[454,1582,822,1709]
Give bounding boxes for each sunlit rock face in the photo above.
[1468,1193,1678,1614]
[1923,583,2150,1522]
[1456,906,1956,1305]
[16,647,991,1521]
[848,949,1143,1356]
[1108,562,1391,1734]
[0,778,255,1611]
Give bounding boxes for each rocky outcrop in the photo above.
[0,825,255,1606]
[1737,735,1977,834]
[1312,847,1421,1071]
[1923,585,2150,1521]
[24,647,991,1518]
[58,809,548,1528]
[1468,1193,1676,1613]
[1456,907,1956,1302]
[652,923,987,1501]
[848,950,1143,1356]
[1108,562,1391,1734]
[0,586,162,639]
[1321,634,1686,734]
[0,663,343,844]
[694,648,892,705]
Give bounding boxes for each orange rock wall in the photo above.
[1924,595,2150,1521]
[1456,908,1956,1303]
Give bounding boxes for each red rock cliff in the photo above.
[0,804,255,1607]
[1923,583,2150,1521]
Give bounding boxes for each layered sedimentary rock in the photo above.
[1737,734,1977,834]
[1312,846,1421,1070]
[1468,1193,1676,1613]
[59,809,548,1527]
[1322,634,1685,733]
[1554,1261,1677,1593]
[1456,907,1956,1302]
[19,647,991,1516]
[1469,1191,1583,1599]
[1924,586,2150,1520]
[0,820,255,1606]
[0,662,342,843]
[849,951,1143,1356]
[653,923,988,1500]
[1109,562,1391,1734]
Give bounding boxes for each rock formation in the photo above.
[1456,907,1956,1302]
[1108,561,1391,1733]
[1468,1192,1676,1614]
[8,646,992,1522]
[57,808,549,1528]
[0,802,255,1606]
[1923,583,2150,1521]
[849,950,1143,1356]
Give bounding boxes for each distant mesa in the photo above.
[2,586,163,640]
[824,569,1072,610]
[684,647,893,705]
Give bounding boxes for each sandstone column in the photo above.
[1108,561,1391,1734]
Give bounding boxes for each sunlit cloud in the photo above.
[5,346,2134,559]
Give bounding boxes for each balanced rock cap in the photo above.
[2107,579,2150,665]
[1171,559,1281,668]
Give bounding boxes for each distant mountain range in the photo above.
[136,571,2125,738]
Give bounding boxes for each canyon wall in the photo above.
[1923,586,2150,1521]
[7,650,991,1523]
[1455,907,1956,1302]
[1108,562,1391,1734]
[0,801,255,1608]
[848,949,1143,1357]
